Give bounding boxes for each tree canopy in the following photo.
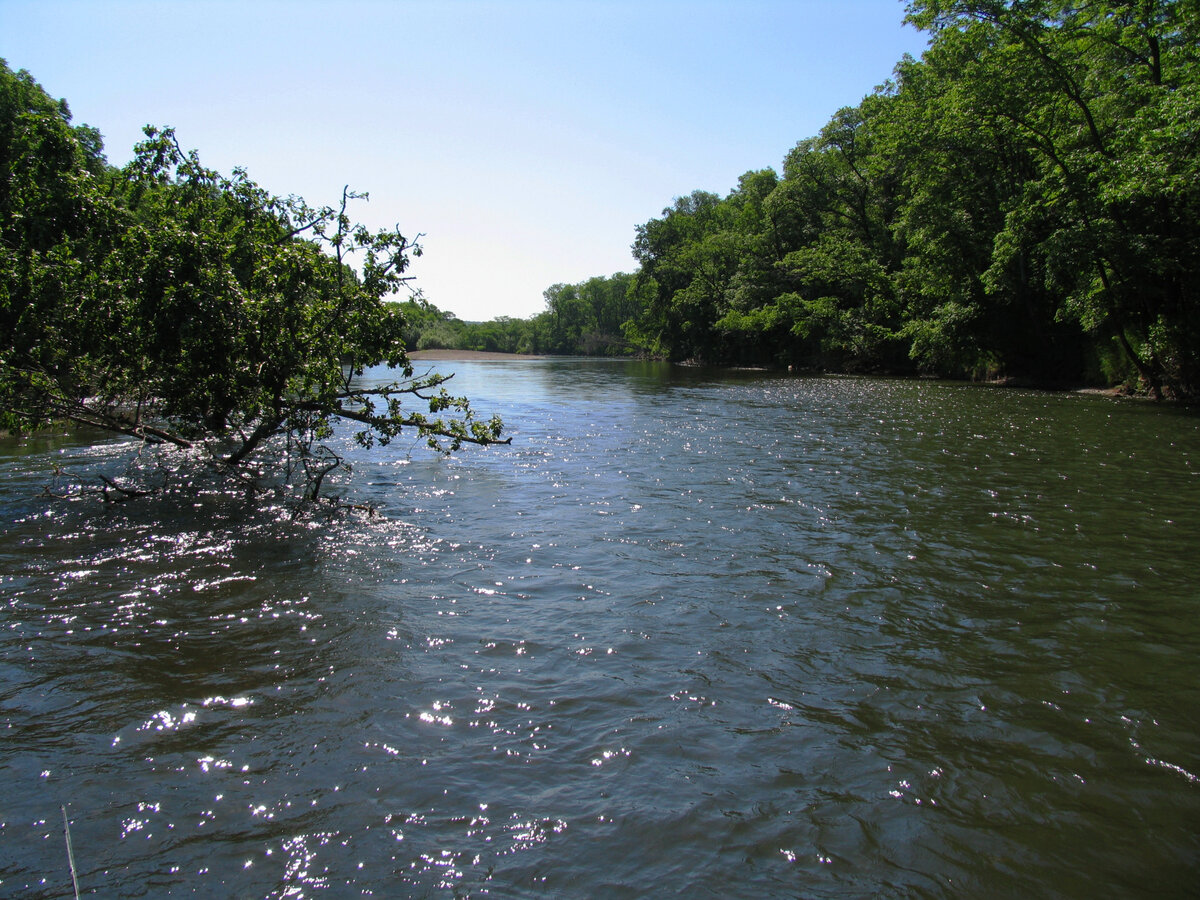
[0,60,506,501]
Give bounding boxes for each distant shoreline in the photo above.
[408,349,544,361]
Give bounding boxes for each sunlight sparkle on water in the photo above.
[4,362,1199,897]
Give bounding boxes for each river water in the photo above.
[2,359,1198,898]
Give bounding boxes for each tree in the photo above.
[540,282,594,353]
[0,61,506,501]
[882,39,1077,379]
[629,190,744,362]
[904,0,1200,396]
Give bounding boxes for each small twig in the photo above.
[98,473,154,502]
[61,805,81,900]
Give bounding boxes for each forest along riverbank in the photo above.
[1,359,1197,898]
[408,349,546,360]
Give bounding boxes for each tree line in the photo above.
[412,0,1199,399]
[400,272,640,356]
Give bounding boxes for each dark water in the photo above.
[2,359,1198,898]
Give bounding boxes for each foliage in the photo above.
[401,272,638,358]
[0,61,505,500]
[901,0,1200,396]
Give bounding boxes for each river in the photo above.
[2,359,1198,898]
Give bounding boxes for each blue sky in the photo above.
[2,0,929,321]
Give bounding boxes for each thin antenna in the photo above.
[61,805,81,900]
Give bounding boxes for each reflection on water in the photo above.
[2,361,1198,897]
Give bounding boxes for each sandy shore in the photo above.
[407,349,544,360]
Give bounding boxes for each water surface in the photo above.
[2,360,1198,897]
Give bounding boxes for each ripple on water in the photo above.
[1,366,1199,897]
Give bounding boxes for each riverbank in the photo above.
[408,349,544,360]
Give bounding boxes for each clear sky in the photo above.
[2,0,929,322]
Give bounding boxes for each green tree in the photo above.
[905,0,1200,396]
[575,273,636,354]
[0,63,121,424]
[630,190,746,362]
[883,40,1075,379]
[0,62,506,500]
[704,102,907,371]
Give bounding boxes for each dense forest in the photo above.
[412,0,1199,399]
